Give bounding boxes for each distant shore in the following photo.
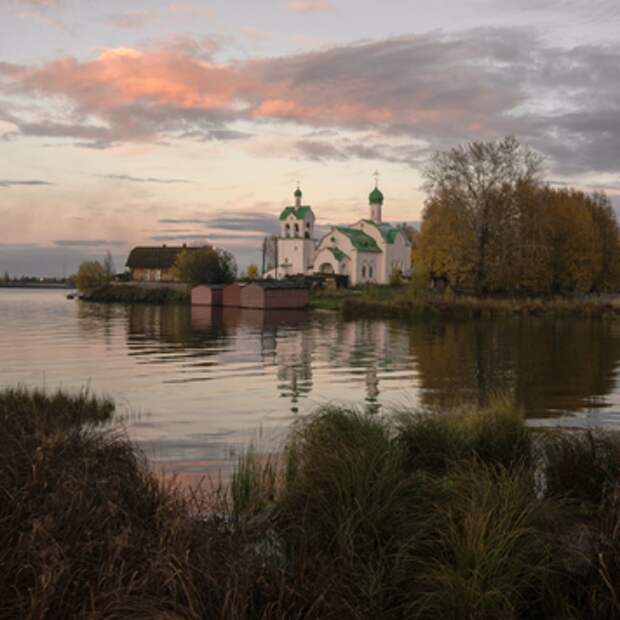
[0,282,70,289]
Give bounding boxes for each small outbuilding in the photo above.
[191,284,224,306]
[222,282,248,307]
[240,280,309,309]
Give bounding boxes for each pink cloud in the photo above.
[1,42,410,144]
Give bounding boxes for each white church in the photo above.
[266,182,411,285]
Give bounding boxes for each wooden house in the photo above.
[125,245,199,282]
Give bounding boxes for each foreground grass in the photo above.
[310,284,620,319]
[5,388,620,618]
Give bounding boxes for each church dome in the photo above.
[369,186,384,204]
[294,187,302,198]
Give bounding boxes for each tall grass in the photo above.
[5,387,620,618]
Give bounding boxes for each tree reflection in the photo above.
[409,319,620,418]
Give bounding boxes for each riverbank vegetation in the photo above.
[6,387,620,618]
[340,285,620,320]
[82,283,189,304]
[415,137,620,295]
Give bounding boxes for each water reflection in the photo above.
[3,289,620,477]
[120,305,620,423]
[409,320,620,421]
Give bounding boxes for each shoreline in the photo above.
[71,282,620,320]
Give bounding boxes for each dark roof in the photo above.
[250,280,309,290]
[126,246,199,269]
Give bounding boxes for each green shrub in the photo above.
[542,430,620,506]
[395,394,531,475]
[411,462,562,620]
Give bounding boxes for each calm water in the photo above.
[3,288,620,478]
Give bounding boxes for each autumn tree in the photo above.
[414,192,477,289]
[174,246,237,285]
[76,261,106,291]
[246,264,259,280]
[423,136,543,292]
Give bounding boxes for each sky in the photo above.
[1,0,620,276]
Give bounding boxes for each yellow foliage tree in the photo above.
[246,264,259,280]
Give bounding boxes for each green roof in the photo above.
[336,227,382,253]
[377,223,400,244]
[328,247,349,262]
[369,186,384,204]
[294,187,302,198]
[279,205,312,221]
[360,220,401,244]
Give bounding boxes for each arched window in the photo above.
[362,265,367,278]
[294,223,299,236]
[369,265,374,279]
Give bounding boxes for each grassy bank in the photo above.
[311,285,620,319]
[5,388,620,618]
[82,283,190,304]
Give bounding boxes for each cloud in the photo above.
[204,212,278,235]
[103,174,191,184]
[286,0,333,12]
[104,12,149,29]
[151,234,210,241]
[53,239,126,247]
[0,179,53,187]
[158,218,209,225]
[2,28,620,175]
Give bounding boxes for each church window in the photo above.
[305,231,310,239]
[362,265,367,278]
[294,223,299,235]
[369,265,374,279]
[306,221,310,228]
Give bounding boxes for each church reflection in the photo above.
[112,303,620,422]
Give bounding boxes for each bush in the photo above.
[7,387,620,618]
[174,246,237,285]
[541,430,620,506]
[75,260,106,291]
[395,394,531,475]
